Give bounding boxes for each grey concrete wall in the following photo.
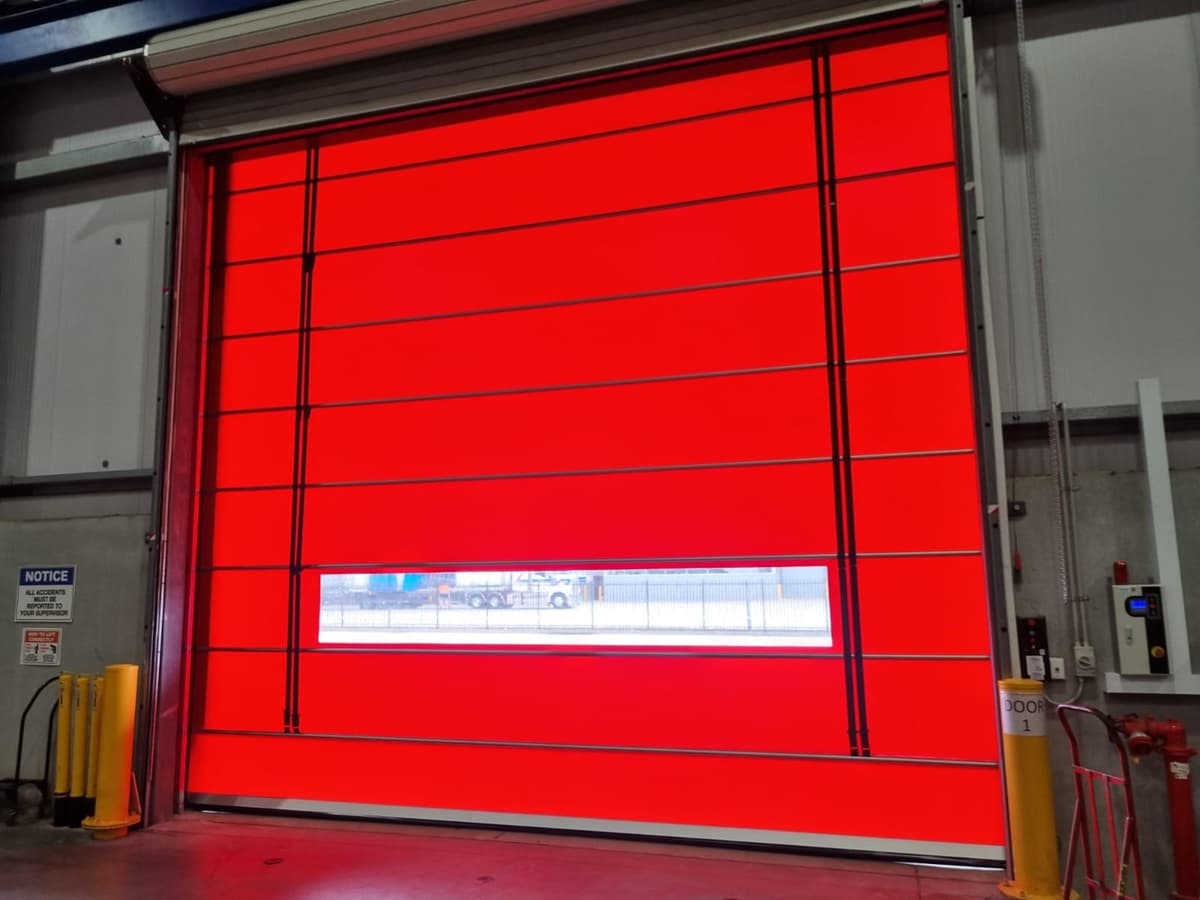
[1007,433,1200,897]
[0,493,151,788]
[0,64,163,810]
[973,1,1200,411]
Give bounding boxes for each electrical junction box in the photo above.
[1111,584,1169,675]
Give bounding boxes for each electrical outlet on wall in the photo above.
[1075,643,1096,677]
[1049,657,1066,680]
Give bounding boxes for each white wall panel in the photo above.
[0,172,164,476]
[0,62,166,479]
[973,1,1200,412]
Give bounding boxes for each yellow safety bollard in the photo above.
[68,674,90,827]
[82,664,141,840]
[52,672,73,827]
[86,675,105,816]
[997,678,1073,900]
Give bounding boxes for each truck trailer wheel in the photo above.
[468,593,485,609]
[487,593,504,609]
[550,593,569,609]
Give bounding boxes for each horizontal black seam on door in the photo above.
[196,554,841,573]
[221,68,952,197]
[195,550,983,573]
[842,254,961,274]
[225,181,818,268]
[206,457,829,492]
[859,550,983,558]
[221,69,953,198]
[224,94,818,197]
[205,362,824,417]
[192,729,998,767]
[828,68,951,97]
[843,349,966,366]
[193,647,993,661]
[852,448,974,460]
[221,161,954,269]
[210,250,963,343]
[212,269,826,343]
[204,351,969,418]
[202,449,977,494]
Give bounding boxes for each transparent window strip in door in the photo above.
[318,566,832,647]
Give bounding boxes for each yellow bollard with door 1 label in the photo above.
[998,678,1076,900]
[1003,682,1046,737]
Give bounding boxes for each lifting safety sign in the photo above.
[21,627,62,666]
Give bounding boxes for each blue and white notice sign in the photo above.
[15,566,75,622]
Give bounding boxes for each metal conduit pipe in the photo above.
[1056,403,1083,647]
[1061,406,1090,647]
[138,117,180,825]
[1013,0,1083,704]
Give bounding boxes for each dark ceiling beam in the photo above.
[0,0,286,76]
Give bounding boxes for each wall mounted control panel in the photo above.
[1017,615,1049,680]
[1111,584,1169,675]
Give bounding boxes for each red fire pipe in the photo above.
[1118,715,1200,900]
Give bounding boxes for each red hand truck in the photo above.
[1057,703,1146,900]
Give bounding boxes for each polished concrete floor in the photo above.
[1,812,1006,898]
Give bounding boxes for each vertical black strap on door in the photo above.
[820,48,869,757]
[811,48,869,757]
[285,142,320,734]
[193,161,231,744]
[199,162,231,531]
[810,53,857,757]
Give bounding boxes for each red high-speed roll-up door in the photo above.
[183,14,1003,860]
